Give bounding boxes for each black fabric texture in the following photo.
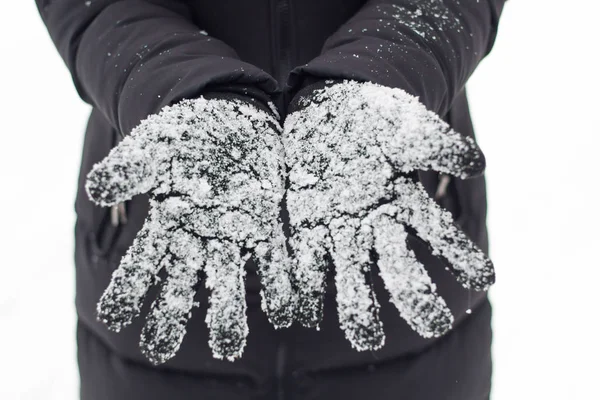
[77,299,492,399]
[36,0,504,397]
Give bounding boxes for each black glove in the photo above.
[283,80,494,351]
[86,95,294,364]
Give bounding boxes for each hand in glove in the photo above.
[86,96,294,364]
[284,81,494,351]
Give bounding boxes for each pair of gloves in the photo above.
[86,81,494,365]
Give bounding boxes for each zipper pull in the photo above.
[435,174,451,200]
[110,203,128,227]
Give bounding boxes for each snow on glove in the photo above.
[284,81,495,351]
[86,96,294,364]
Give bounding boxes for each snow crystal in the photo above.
[284,81,494,350]
[87,97,295,364]
[371,1,464,46]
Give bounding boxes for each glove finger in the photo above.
[204,240,248,361]
[97,212,170,331]
[394,177,495,291]
[372,214,453,338]
[254,223,295,329]
[290,225,330,328]
[85,134,157,206]
[330,218,384,351]
[385,109,485,178]
[139,230,204,365]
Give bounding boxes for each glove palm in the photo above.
[284,81,494,350]
[87,97,294,363]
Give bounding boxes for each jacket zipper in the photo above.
[274,0,293,110]
[91,130,127,261]
[276,342,287,400]
[273,3,292,395]
[110,202,128,226]
[111,132,128,227]
[434,174,451,200]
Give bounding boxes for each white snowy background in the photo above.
[1,1,598,398]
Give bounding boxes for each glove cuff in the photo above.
[287,79,345,114]
[203,85,279,119]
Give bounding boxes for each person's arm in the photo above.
[288,0,505,115]
[36,0,278,136]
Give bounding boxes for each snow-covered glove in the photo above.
[86,96,294,364]
[284,81,495,351]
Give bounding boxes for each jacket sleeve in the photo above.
[36,0,278,135]
[288,0,505,115]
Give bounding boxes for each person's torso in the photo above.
[74,0,490,380]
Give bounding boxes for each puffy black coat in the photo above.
[36,1,504,399]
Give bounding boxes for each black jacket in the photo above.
[36,1,504,398]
